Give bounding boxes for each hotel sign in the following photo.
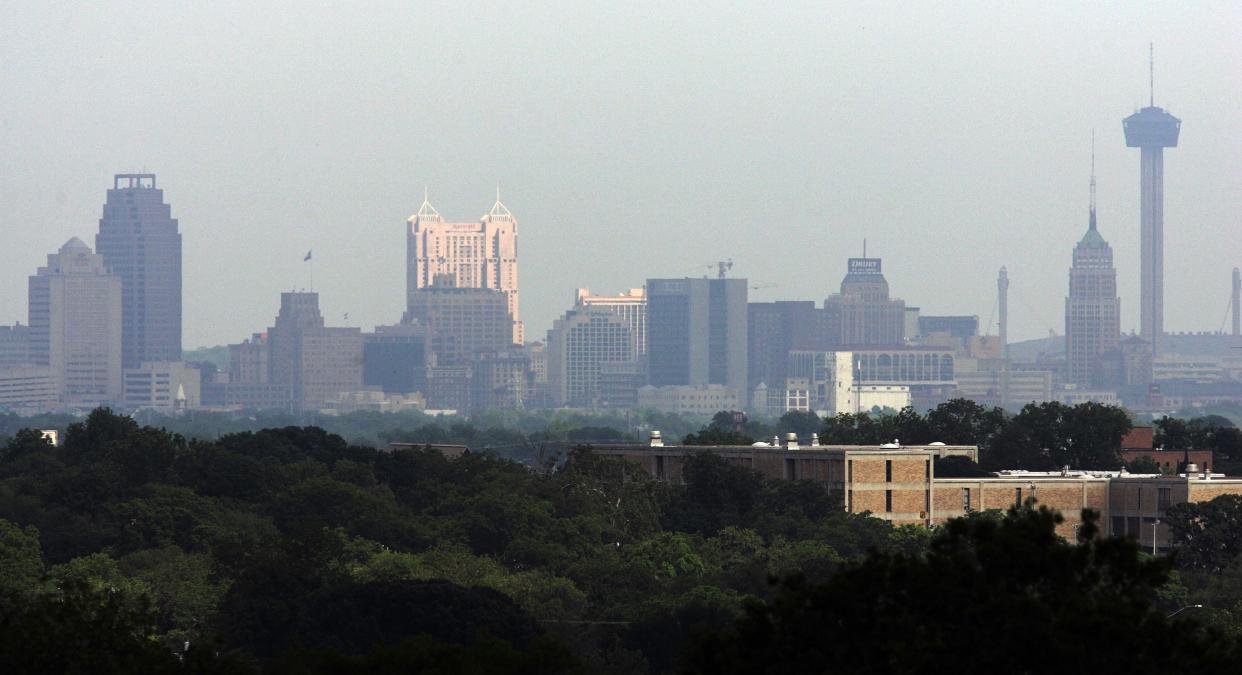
[848,258,882,275]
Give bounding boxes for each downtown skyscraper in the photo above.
[95,174,182,367]
[28,238,123,407]
[406,192,523,344]
[646,277,748,398]
[1065,162,1120,388]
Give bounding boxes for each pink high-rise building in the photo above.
[406,191,522,344]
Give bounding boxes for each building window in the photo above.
[1014,487,1023,507]
[885,490,893,512]
[1158,487,1171,512]
[655,455,665,480]
[962,487,971,512]
[885,460,893,482]
[846,489,852,511]
[847,460,852,483]
[785,458,797,480]
[1111,516,1125,536]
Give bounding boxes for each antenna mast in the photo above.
[1089,130,1097,227]
[1149,42,1154,107]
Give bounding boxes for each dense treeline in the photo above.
[0,409,914,672]
[0,407,698,457]
[3,407,1242,672]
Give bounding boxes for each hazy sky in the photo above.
[2,2,1240,348]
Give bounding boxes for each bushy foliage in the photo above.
[3,407,1241,671]
[820,398,1132,470]
[0,408,911,672]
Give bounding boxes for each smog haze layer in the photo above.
[2,1,1240,346]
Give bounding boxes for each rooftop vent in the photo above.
[649,430,664,448]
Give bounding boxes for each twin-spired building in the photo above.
[405,193,522,344]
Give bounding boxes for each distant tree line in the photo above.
[1,407,1242,671]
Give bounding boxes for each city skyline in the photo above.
[1,4,1240,349]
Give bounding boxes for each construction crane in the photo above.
[703,259,733,279]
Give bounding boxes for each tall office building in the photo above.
[405,276,514,368]
[747,301,831,391]
[575,287,647,356]
[220,332,293,411]
[28,238,123,407]
[1123,50,1180,354]
[1065,163,1121,387]
[267,292,363,411]
[363,324,428,394]
[646,277,748,398]
[95,174,182,367]
[406,192,522,344]
[0,324,32,370]
[823,257,907,346]
[546,307,635,407]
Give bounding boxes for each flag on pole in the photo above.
[304,250,313,262]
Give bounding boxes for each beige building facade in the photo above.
[406,194,522,343]
[28,238,123,408]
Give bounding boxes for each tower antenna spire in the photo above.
[1089,130,1097,229]
[1149,42,1154,107]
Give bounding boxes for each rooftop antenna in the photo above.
[1149,42,1155,107]
[863,238,867,258]
[1089,130,1097,229]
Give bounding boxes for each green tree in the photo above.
[2,428,53,461]
[1124,455,1163,474]
[685,507,1239,673]
[777,411,820,438]
[0,518,42,596]
[682,426,755,446]
[926,398,1007,447]
[662,453,764,535]
[1165,495,1242,573]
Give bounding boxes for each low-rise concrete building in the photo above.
[637,384,740,416]
[594,436,1242,543]
[595,435,976,527]
[123,361,201,413]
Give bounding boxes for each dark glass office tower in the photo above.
[646,277,748,397]
[95,174,182,367]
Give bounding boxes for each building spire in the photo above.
[1089,130,1097,231]
[486,184,513,221]
[416,186,440,219]
[1149,42,1155,107]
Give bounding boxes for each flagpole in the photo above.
[304,249,314,292]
